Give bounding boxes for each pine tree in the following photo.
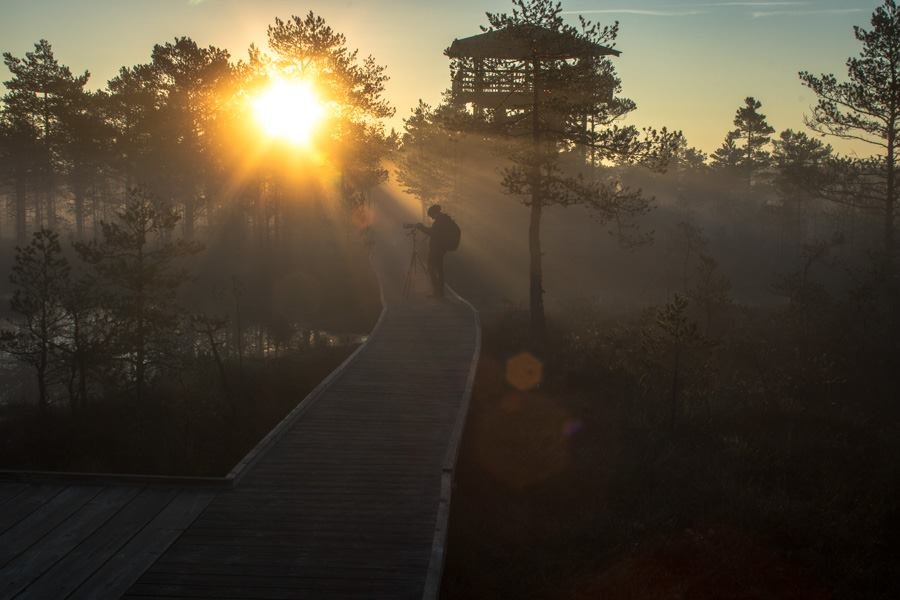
[691,254,733,335]
[800,0,900,264]
[266,12,394,213]
[728,97,775,184]
[464,0,682,345]
[772,129,833,196]
[396,101,456,219]
[0,229,70,410]
[149,37,234,237]
[711,130,742,172]
[772,129,833,241]
[58,273,114,412]
[0,102,41,242]
[2,40,90,230]
[643,293,706,426]
[106,38,233,238]
[74,188,202,404]
[106,63,160,187]
[59,89,114,239]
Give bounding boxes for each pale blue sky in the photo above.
[0,0,883,155]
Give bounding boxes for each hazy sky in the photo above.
[0,0,883,156]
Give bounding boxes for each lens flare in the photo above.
[252,78,326,147]
[506,352,544,391]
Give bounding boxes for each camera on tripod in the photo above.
[402,222,427,298]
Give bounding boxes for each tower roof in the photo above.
[445,25,620,61]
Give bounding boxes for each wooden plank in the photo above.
[0,470,230,488]
[0,486,140,599]
[225,273,389,488]
[14,487,178,600]
[67,490,215,600]
[138,570,418,586]
[153,546,428,567]
[0,484,64,534]
[124,577,424,599]
[0,483,27,507]
[0,485,100,568]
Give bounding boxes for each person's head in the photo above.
[427,204,442,219]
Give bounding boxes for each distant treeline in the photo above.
[0,13,393,243]
[0,14,388,417]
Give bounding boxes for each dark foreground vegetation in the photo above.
[0,348,354,476]
[443,289,900,599]
[0,197,381,475]
[435,2,900,597]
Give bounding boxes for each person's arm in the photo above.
[415,223,432,235]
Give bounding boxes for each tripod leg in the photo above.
[403,247,417,297]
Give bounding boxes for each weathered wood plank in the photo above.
[124,578,424,599]
[0,485,100,568]
[0,486,140,599]
[66,490,215,600]
[0,484,64,535]
[0,483,27,507]
[14,487,178,600]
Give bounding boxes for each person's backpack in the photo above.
[444,216,461,251]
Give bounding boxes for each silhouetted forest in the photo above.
[2,0,900,596]
[0,15,385,474]
[392,1,898,598]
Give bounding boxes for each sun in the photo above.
[252,78,327,147]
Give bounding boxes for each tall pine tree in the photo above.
[457,0,681,345]
[75,188,201,404]
[2,40,90,230]
[800,0,900,265]
[1,229,70,410]
[723,96,775,185]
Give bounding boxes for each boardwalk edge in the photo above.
[0,261,388,490]
[422,286,482,600]
[225,263,389,487]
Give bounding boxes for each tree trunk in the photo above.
[135,332,145,404]
[43,94,56,230]
[15,177,27,244]
[68,316,81,412]
[206,325,235,421]
[67,356,78,414]
[73,178,85,240]
[46,185,56,230]
[529,54,547,348]
[91,184,100,241]
[135,246,146,404]
[34,184,43,231]
[232,277,244,369]
[670,348,681,427]
[528,196,546,346]
[183,193,196,238]
[37,341,48,412]
[885,124,896,266]
[78,353,88,411]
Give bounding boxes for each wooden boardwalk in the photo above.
[0,191,480,599]
[0,483,215,599]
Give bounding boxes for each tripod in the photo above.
[402,228,429,298]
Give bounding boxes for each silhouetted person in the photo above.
[415,204,459,299]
